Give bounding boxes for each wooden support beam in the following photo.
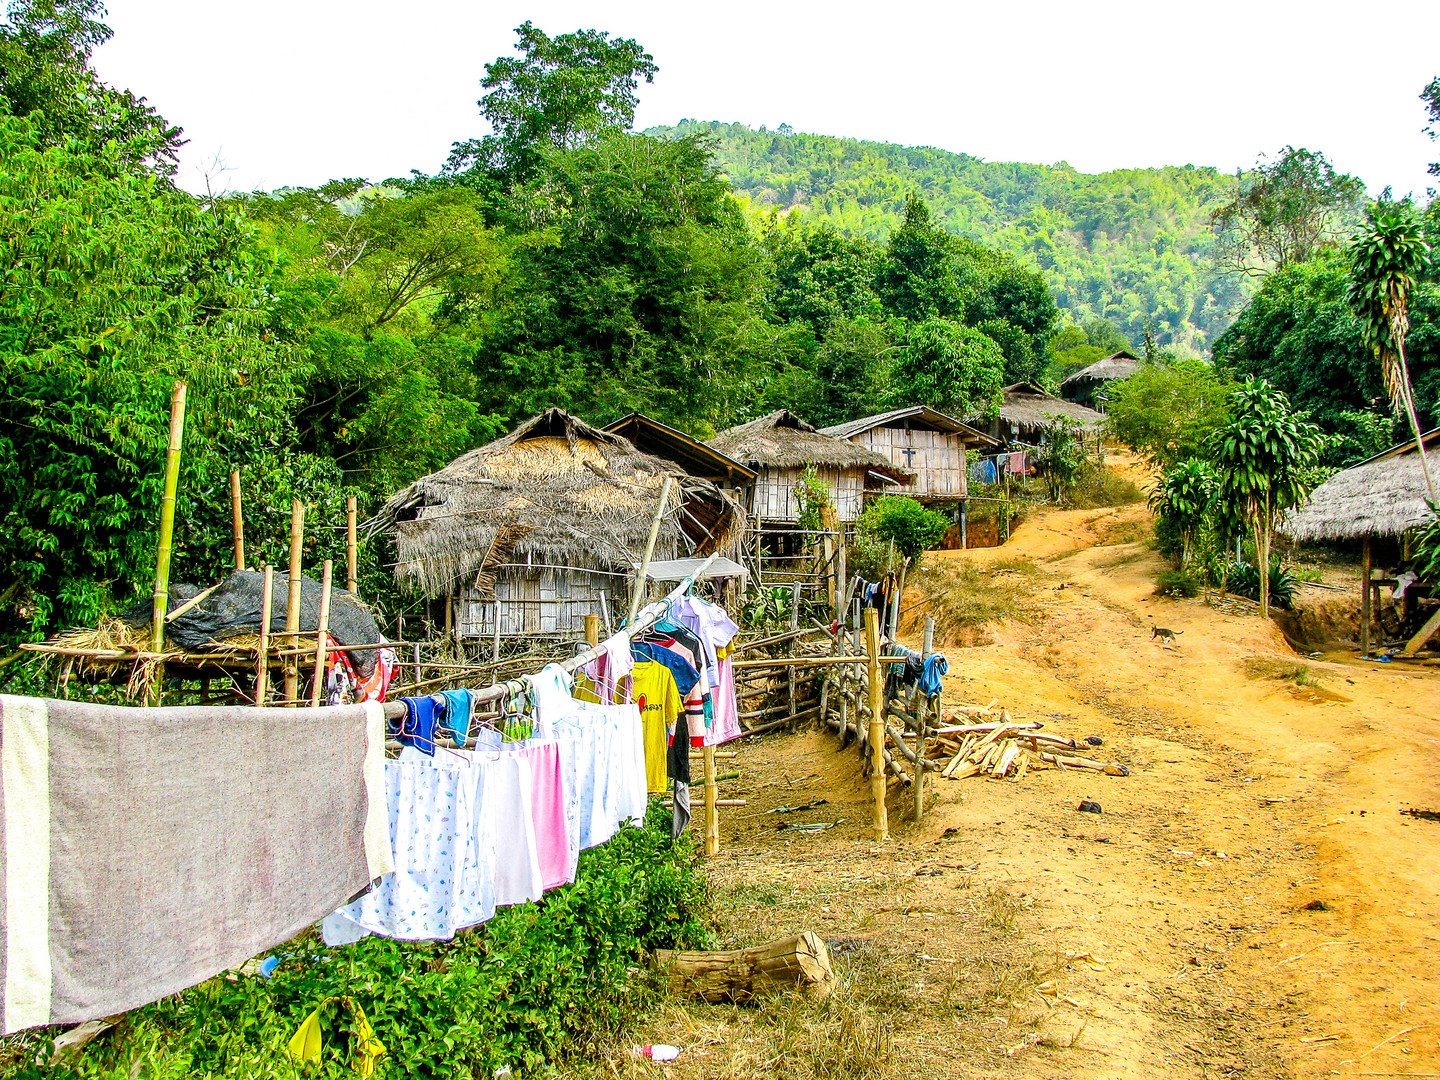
[1362,535,1373,656]
[866,607,889,840]
[255,565,273,704]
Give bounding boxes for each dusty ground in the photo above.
[585,498,1440,1080]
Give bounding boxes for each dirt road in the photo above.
[598,503,1440,1079]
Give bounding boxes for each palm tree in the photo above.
[1346,202,1436,502]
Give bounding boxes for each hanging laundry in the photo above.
[628,651,687,795]
[670,595,743,747]
[1009,450,1026,474]
[434,689,472,744]
[396,695,438,755]
[288,996,386,1076]
[578,630,635,705]
[919,653,949,698]
[0,695,391,1033]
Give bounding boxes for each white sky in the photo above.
[93,0,1439,200]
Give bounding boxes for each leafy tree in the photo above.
[856,496,950,559]
[1105,359,1233,467]
[1346,201,1436,501]
[1149,458,1216,568]
[875,195,966,322]
[1211,147,1366,277]
[1033,415,1089,501]
[953,239,1058,382]
[763,221,880,332]
[1207,379,1324,617]
[0,0,179,166]
[887,319,1005,418]
[447,21,656,179]
[1424,75,1440,179]
[0,115,297,636]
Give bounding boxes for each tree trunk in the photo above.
[1395,342,1438,503]
[653,932,836,1003]
[1256,505,1271,619]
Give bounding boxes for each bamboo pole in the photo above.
[148,382,187,704]
[255,565,273,704]
[915,615,934,824]
[284,499,304,707]
[584,614,601,648]
[629,475,673,624]
[1361,535,1373,656]
[345,495,358,595]
[865,607,889,840]
[310,560,333,707]
[230,469,245,571]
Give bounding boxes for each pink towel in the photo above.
[1009,450,1025,473]
[522,741,571,891]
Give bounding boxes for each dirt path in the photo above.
[593,503,1440,1079]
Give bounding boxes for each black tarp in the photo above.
[120,570,383,676]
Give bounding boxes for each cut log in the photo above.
[654,931,836,1002]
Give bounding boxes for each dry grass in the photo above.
[916,561,1040,644]
[1242,656,1351,703]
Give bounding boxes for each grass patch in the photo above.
[1066,467,1145,510]
[921,562,1038,640]
[1244,656,1320,686]
[1097,517,1151,546]
[1154,569,1201,599]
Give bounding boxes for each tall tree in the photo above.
[1346,202,1436,501]
[1211,147,1366,277]
[875,195,966,322]
[887,319,1005,418]
[446,21,656,179]
[1208,380,1324,617]
[1423,76,1440,179]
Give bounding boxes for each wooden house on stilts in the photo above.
[820,406,999,504]
[371,409,745,645]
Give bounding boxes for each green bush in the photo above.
[16,802,707,1079]
[856,496,951,560]
[1225,559,1297,610]
[1154,569,1201,598]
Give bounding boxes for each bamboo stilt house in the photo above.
[706,410,912,524]
[967,382,1106,446]
[371,410,745,640]
[820,406,999,502]
[1058,351,1142,411]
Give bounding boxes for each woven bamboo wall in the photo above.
[753,466,868,522]
[459,568,618,638]
[849,427,967,498]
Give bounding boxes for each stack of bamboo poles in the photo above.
[931,715,1131,780]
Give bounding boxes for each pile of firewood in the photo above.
[924,708,1130,781]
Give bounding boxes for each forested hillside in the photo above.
[649,121,1254,354]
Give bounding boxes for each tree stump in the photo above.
[653,931,835,1002]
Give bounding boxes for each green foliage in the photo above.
[649,121,1256,354]
[17,803,706,1079]
[446,21,657,179]
[793,467,833,533]
[1408,507,1440,584]
[1208,379,1324,615]
[1210,146,1365,275]
[1032,415,1088,500]
[1105,359,1233,467]
[887,319,1005,417]
[1148,458,1216,567]
[856,496,950,560]
[1213,253,1440,442]
[1154,569,1201,598]
[1225,558,1297,610]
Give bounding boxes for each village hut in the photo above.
[1282,429,1440,654]
[819,406,999,503]
[967,382,1106,446]
[1058,350,1142,410]
[371,409,744,640]
[604,411,757,497]
[707,409,912,525]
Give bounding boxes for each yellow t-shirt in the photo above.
[630,660,683,794]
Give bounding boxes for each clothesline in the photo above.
[379,553,719,721]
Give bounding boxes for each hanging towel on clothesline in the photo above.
[0,695,391,1034]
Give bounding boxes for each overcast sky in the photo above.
[93,0,1439,199]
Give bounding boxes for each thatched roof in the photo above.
[372,409,743,596]
[708,410,912,477]
[604,412,757,483]
[820,405,1000,449]
[1059,351,1141,394]
[975,383,1105,431]
[1282,448,1435,542]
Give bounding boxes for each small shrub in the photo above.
[1225,559,1297,610]
[1154,570,1201,598]
[1068,467,1145,509]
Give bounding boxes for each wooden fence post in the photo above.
[311,560,333,707]
[346,495,358,595]
[915,615,935,824]
[230,469,245,571]
[255,565,273,704]
[284,499,304,707]
[865,607,889,840]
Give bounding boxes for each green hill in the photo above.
[648,121,1255,354]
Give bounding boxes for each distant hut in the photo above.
[372,409,743,640]
[967,382,1106,446]
[1282,429,1439,654]
[1058,351,1142,410]
[819,406,999,503]
[707,409,912,525]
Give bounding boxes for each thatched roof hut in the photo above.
[966,383,1105,446]
[373,409,743,601]
[1059,351,1141,409]
[707,410,911,523]
[1282,430,1440,542]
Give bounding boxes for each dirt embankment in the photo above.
[590,500,1440,1080]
